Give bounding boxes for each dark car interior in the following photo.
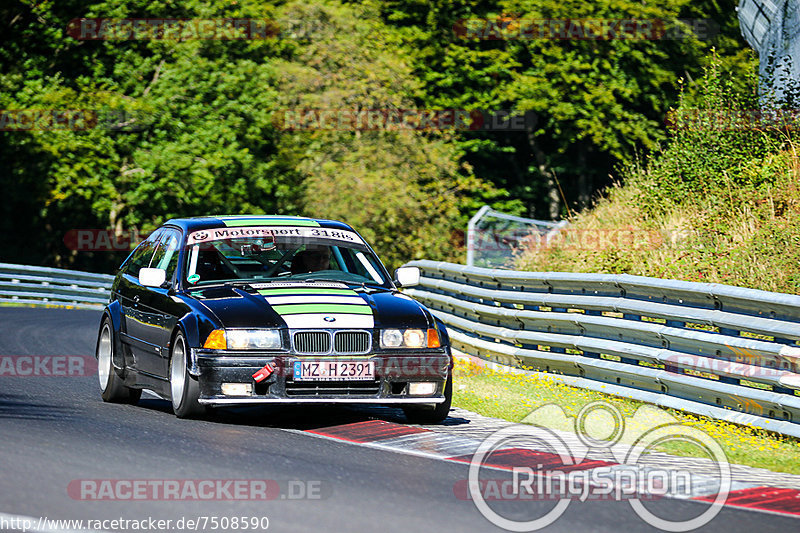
[195,248,239,282]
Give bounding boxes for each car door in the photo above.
[136,228,184,378]
[117,229,163,374]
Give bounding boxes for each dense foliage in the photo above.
[516,56,800,293]
[1,0,749,272]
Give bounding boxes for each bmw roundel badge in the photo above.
[323,316,336,323]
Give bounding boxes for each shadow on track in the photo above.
[217,403,471,430]
[0,392,79,421]
[131,392,470,430]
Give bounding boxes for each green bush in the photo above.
[515,53,800,294]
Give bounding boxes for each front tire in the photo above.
[97,318,141,404]
[169,332,206,418]
[402,374,452,425]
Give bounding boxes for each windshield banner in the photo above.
[187,226,363,246]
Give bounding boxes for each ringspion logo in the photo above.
[462,401,730,531]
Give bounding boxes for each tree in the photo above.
[372,0,751,217]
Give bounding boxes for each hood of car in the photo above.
[186,282,431,330]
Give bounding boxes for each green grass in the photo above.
[452,358,800,475]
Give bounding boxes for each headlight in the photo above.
[403,329,425,347]
[203,329,282,350]
[380,328,441,349]
[227,329,282,350]
[381,329,404,347]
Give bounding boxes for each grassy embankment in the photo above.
[452,358,800,475]
[451,59,800,473]
[515,61,800,291]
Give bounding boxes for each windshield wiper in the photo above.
[280,277,391,293]
[347,281,392,294]
[221,280,258,292]
[289,278,349,284]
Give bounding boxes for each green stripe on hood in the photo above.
[271,303,373,315]
[257,288,356,296]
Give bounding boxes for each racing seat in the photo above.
[290,251,315,275]
[196,249,237,281]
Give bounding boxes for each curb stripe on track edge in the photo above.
[303,419,800,517]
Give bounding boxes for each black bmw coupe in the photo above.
[95,215,452,423]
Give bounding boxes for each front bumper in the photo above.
[190,348,451,406]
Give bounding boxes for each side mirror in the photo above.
[394,266,420,288]
[139,267,166,288]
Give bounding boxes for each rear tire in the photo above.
[97,318,141,404]
[169,332,206,419]
[402,374,452,425]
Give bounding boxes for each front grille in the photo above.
[334,331,371,354]
[292,330,372,355]
[285,380,381,397]
[293,331,331,354]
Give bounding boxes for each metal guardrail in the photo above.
[4,259,800,437]
[404,260,800,438]
[0,263,113,309]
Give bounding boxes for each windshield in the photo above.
[183,225,390,287]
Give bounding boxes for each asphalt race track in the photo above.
[0,307,796,532]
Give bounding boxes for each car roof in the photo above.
[161,215,355,233]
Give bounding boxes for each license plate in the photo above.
[293,360,375,381]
